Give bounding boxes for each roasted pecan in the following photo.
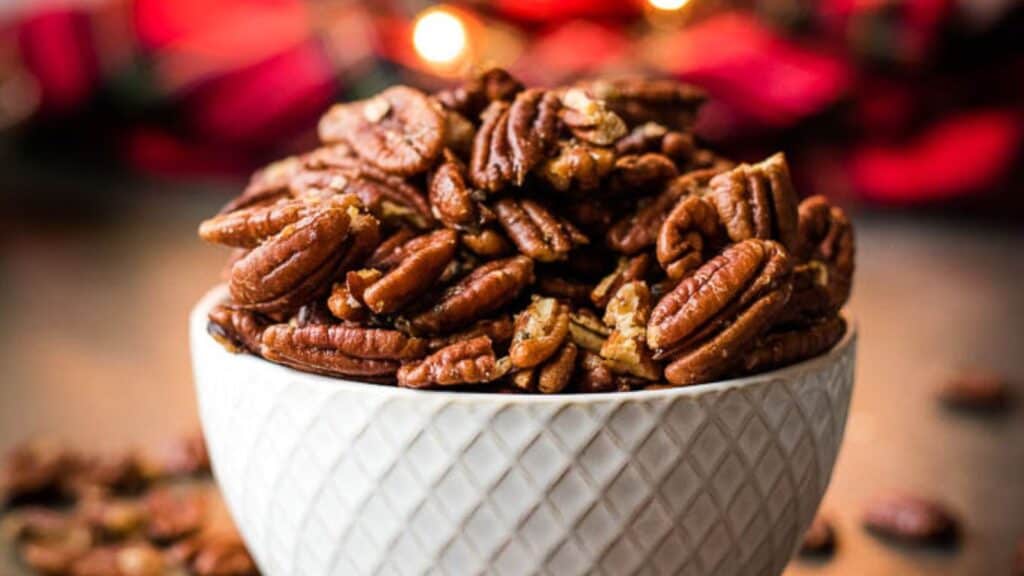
[292,300,336,327]
[583,77,706,130]
[707,153,800,252]
[607,167,721,254]
[201,198,326,249]
[610,153,679,194]
[615,122,669,155]
[537,141,616,192]
[461,228,514,258]
[577,350,616,393]
[207,305,267,354]
[229,201,379,315]
[429,150,489,230]
[2,441,77,506]
[656,195,721,280]
[435,68,524,118]
[291,165,432,229]
[535,274,594,306]
[470,101,514,192]
[494,198,588,262]
[77,494,144,538]
[441,108,476,157]
[591,253,653,309]
[218,155,301,215]
[411,255,534,334]
[537,342,578,394]
[397,336,509,388]
[260,323,424,378]
[470,90,560,190]
[740,315,846,374]
[510,297,571,368]
[318,85,444,176]
[791,194,854,313]
[939,370,1011,412]
[648,239,793,385]
[568,308,610,353]
[428,316,515,350]
[863,495,959,546]
[601,281,659,380]
[559,88,627,146]
[359,229,458,314]
[70,543,166,576]
[326,270,379,323]
[799,515,837,557]
[143,486,206,544]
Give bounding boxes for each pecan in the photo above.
[537,141,616,193]
[577,350,616,393]
[583,77,706,131]
[601,281,659,380]
[939,370,1011,412]
[411,255,534,334]
[435,67,524,118]
[799,515,836,556]
[707,153,800,252]
[610,153,679,194]
[537,342,578,394]
[535,274,594,306]
[494,198,588,262]
[77,496,146,538]
[615,122,669,155]
[360,229,458,314]
[207,305,267,354]
[429,316,515,350]
[591,253,653,309]
[229,201,379,315]
[863,495,959,546]
[218,155,301,215]
[510,297,571,368]
[568,308,610,353]
[144,486,206,544]
[291,166,432,229]
[200,199,310,248]
[648,239,793,385]
[186,535,258,576]
[326,270,378,323]
[461,228,514,258]
[470,90,560,190]
[70,543,166,576]
[292,300,335,327]
[441,108,476,157]
[656,195,721,280]
[740,315,846,374]
[318,85,444,176]
[429,150,489,230]
[792,195,854,313]
[607,167,721,254]
[260,323,423,378]
[559,88,627,146]
[397,336,509,388]
[2,440,75,505]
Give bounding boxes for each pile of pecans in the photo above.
[199,69,854,392]
[1,435,258,576]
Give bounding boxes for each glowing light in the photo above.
[413,8,468,65]
[648,0,690,10]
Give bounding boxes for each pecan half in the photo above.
[583,77,706,130]
[537,342,578,394]
[609,153,679,194]
[707,153,800,252]
[510,297,571,368]
[591,253,653,309]
[568,308,610,353]
[470,90,560,190]
[428,315,515,350]
[318,85,444,176]
[559,88,627,146]
[648,239,793,385]
[537,141,616,192]
[788,195,855,318]
[601,281,660,380]
[201,198,324,249]
[470,101,514,192]
[740,315,846,374]
[535,274,594,306]
[397,336,509,388]
[218,155,301,215]
[411,255,534,334]
[494,198,588,262]
[229,201,379,315]
[360,229,458,314]
[435,68,524,118]
[577,350,616,393]
[206,305,268,354]
[144,486,206,544]
[429,150,489,230]
[291,165,432,229]
[656,195,721,280]
[461,228,514,257]
[260,323,422,379]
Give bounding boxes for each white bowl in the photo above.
[190,286,856,576]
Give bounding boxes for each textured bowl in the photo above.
[191,287,856,576]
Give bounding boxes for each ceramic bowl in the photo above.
[190,286,856,576]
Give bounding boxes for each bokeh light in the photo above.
[412,7,468,65]
[648,0,690,11]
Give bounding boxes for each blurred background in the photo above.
[0,0,1022,574]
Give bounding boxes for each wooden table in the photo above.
[2,186,1022,575]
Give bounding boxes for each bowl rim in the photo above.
[192,285,856,404]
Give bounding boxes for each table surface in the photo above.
[1,185,1022,575]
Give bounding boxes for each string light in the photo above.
[413,7,468,66]
[648,0,690,10]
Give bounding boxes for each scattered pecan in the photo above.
[656,195,721,280]
[648,240,793,385]
[411,256,534,334]
[799,515,836,556]
[740,315,846,374]
[397,336,509,388]
[260,323,423,379]
[537,141,616,192]
[792,194,854,313]
[461,228,514,258]
[2,440,74,505]
[863,495,959,546]
[559,88,627,146]
[360,229,458,314]
[143,486,206,544]
[510,297,571,368]
[939,370,1012,412]
[601,281,660,380]
[318,85,444,176]
[429,150,489,230]
[591,254,653,309]
[207,305,267,354]
[435,67,524,118]
[77,496,146,538]
[707,153,800,252]
[494,198,588,262]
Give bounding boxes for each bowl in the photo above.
[190,286,856,576]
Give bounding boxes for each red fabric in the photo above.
[495,0,642,23]
[123,128,249,176]
[515,22,630,83]
[17,9,99,112]
[848,109,1021,203]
